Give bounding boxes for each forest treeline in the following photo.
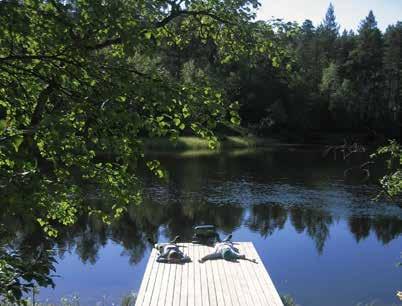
[154,4,401,141]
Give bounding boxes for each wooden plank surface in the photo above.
[202,245,217,306]
[135,249,157,306]
[135,242,283,306]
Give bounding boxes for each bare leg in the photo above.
[199,252,222,263]
[237,255,257,263]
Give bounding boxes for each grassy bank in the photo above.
[144,136,279,151]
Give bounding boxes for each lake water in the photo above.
[35,147,401,306]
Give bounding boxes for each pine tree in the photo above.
[336,29,357,65]
[296,20,322,89]
[322,3,340,39]
[351,10,384,125]
[301,19,315,39]
[383,22,402,125]
[317,3,340,62]
[359,10,378,32]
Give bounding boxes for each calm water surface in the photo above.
[37,148,402,306]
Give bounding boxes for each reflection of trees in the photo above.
[1,193,401,300]
[0,194,246,284]
[290,207,332,254]
[3,150,402,301]
[246,204,333,254]
[142,158,246,241]
[147,199,245,242]
[246,204,287,237]
[56,202,162,265]
[373,217,402,243]
[348,216,371,242]
[8,201,397,271]
[246,205,402,254]
[0,215,56,301]
[69,217,108,264]
[289,206,307,233]
[348,215,402,244]
[2,200,402,266]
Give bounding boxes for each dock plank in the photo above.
[187,244,195,306]
[156,255,170,305]
[193,242,203,306]
[239,243,270,306]
[140,250,162,306]
[244,242,283,306]
[208,246,225,306]
[135,249,157,306]
[230,244,252,306]
[235,243,264,306]
[165,259,176,306]
[150,260,166,306]
[202,245,217,306]
[221,254,240,306]
[179,244,189,306]
[172,250,183,305]
[135,242,283,306]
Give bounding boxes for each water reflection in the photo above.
[1,148,401,305]
[348,215,402,244]
[246,204,288,237]
[3,198,401,266]
[1,192,402,304]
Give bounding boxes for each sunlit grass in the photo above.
[146,148,264,158]
[144,136,279,151]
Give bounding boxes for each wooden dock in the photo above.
[135,242,283,306]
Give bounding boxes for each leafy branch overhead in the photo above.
[0,0,283,236]
[371,140,402,197]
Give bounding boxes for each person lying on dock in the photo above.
[150,236,191,264]
[198,241,257,263]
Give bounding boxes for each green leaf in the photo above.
[0,120,7,131]
[156,169,164,178]
[12,135,23,152]
[182,106,190,118]
[272,57,280,68]
[222,55,232,64]
[144,31,152,39]
[173,118,181,126]
[230,116,241,125]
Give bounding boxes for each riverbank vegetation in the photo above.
[0,0,401,303]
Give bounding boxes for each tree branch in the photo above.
[156,9,233,28]
[85,37,123,51]
[0,54,81,67]
[87,9,232,51]
[0,55,60,62]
